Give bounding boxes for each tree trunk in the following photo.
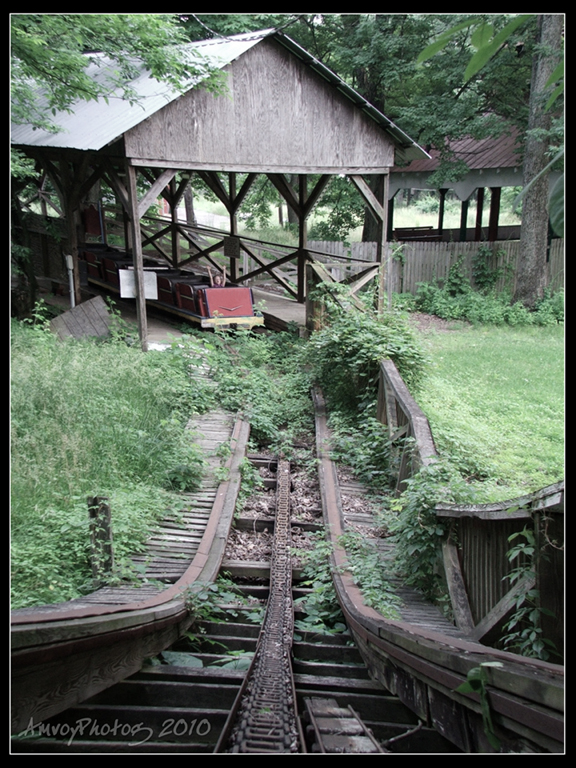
[184,183,197,227]
[514,14,563,308]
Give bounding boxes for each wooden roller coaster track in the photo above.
[11,367,564,753]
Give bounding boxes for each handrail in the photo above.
[313,385,564,753]
[376,358,564,658]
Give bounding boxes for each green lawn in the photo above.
[414,323,564,501]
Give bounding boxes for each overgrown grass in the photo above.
[10,317,216,608]
[415,323,564,501]
[199,328,314,456]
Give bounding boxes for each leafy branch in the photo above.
[455,662,504,751]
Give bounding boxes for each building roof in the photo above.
[393,130,522,174]
[390,129,526,199]
[11,28,427,164]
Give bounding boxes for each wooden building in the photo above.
[11,28,428,349]
[389,129,562,243]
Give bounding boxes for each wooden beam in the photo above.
[488,187,501,242]
[302,174,331,218]
[237,243,298,298]
[232,173,258,213]
[137,169,177,220]
[442,540,476,635]
[351,174,389,311]
[102,160,130,213]
[350,174,387,222]
[345,265,380,294]
[126,164,148,352]
[197,171,230,210]
[267,173,302,218]
[471,572,535,643]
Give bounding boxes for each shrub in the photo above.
[305,283,428,412]
[10,319,212,607]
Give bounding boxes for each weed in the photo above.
[382,458,475,604]
[293,532,347,634]
[455,662,504,751]
[499,527,559,661]
[184,576,265,627]
[338,531,403,619]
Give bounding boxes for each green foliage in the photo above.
[471,246,512,293]
[383,459,475,603]
[10,319,214,607]
[417,323,564,501]
[414,262,564,326]
[499,527,558,660]
[293,532,347,634]
[326,410,392,491]
[184,575,264,626]
[455,662,504,751]
[11,13,224,133]
[197,329,313,454]
[338,532,403,618]
[305,283,428,412]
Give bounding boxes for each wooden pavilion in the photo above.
[11,28,428,349]
[389,129,562,243]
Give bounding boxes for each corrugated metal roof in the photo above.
[393,130,522,173]
[11,28,428,162]
[10,30,271,151]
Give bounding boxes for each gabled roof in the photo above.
[11,28,427,163]
[10,30,270,152]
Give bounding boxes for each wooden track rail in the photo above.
[313,387,564,753]
[11,414,251,735]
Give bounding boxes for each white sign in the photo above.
[119,269,158,300]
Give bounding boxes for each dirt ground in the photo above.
[408,312,468,333]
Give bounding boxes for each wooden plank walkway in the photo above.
[11,408,240,616]
[338,473,471,640]
[129,409,235,583]
[251,287,306,331]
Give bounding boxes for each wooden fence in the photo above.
[15,210,563,306]
[310,238,564,296]
[377,358,564,658]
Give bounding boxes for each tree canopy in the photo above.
[10,13,222,134]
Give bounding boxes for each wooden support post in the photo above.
[475,187,485,241]
[298,175,308,304]
[229,172,238,282]
[126,163,149,352]
[88,496,114,586]
[438,189,447,237]
[459,198,470,242]
[170,177,180,268]
[488,187,501,242]
[350,173,389,312]
[442,539,476,635]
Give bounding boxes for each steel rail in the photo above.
[215,459,305,753]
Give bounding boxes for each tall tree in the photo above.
[10,13,222,134]
[514,14,564,307]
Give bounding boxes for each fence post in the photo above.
[88,495,114,586]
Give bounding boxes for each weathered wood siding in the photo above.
[308,238,564,295]
[389,238,564,295]
[124,39,396,174]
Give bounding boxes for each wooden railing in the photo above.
[377,358,564,659]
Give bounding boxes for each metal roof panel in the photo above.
[11,31,271,151]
